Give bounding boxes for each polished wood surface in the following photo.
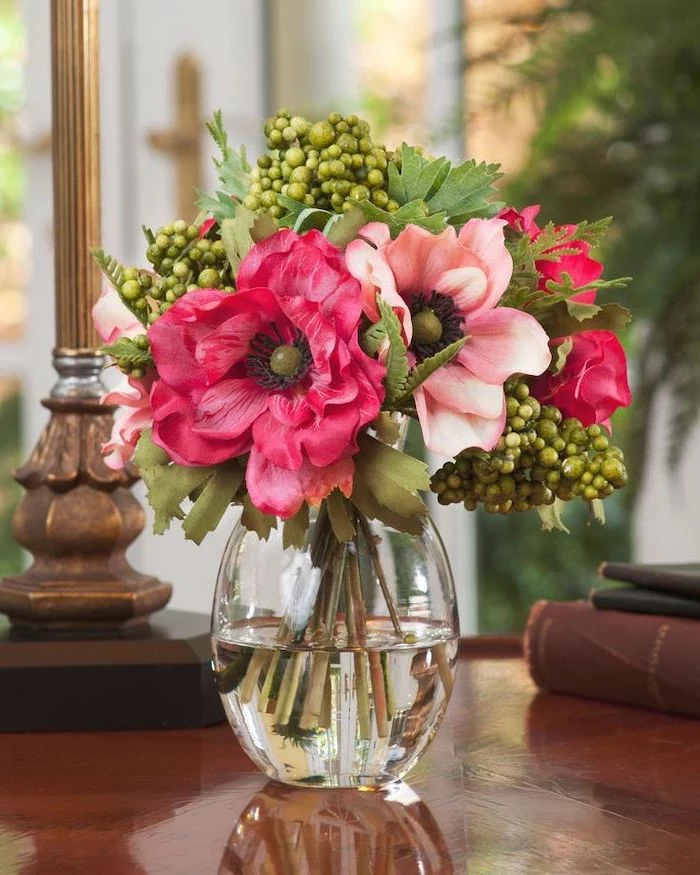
[1,648,699,873]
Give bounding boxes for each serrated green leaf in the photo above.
[182,462,244,544]
[194,188,238,223]
[324,207,367,248]
[282,503,310,549]
[398,336,467,401]
[205,109,251,200]
[325,490,356,542]
[360,320,387,357]
[143,463,214,536]
[101,336,153,373]
[358,199,448,237]
[241,496,277,540]
[426,158,502,219]
[376,296,409,403]
[537,498,571,534]
[540,301,632,338]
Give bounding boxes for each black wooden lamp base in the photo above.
[0,610,224,732]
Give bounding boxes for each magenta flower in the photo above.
[532,331,631,429]
[346,220,551,456]
[148,230,385,518]
[499,205,603,304]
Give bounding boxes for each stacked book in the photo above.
[524,563,700,719]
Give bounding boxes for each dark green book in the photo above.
[598,561,700,600]
[591,586,700,619]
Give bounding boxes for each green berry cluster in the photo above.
[245,109,396,219]
[430,379,628,514]
[108,334,152,379]
[119,219,233,324]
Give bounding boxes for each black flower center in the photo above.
[245,324,312,390]
[408,291,463,363]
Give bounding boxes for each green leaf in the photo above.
[282,503,310,549]
[325,490,356,542]
[251,212,278,243]
[540,301,632,338]
[205,109,251,200]
[241,496,277,540]
[133,430,170,468]
[220,205,257,274]
[376,296,409,404]
[324,207,367,248]
[358,198,448,237]
[101,336,152,373]
[398,336,467,401]
[360,320,388,357]
[551,337,573,375]
[182,462,244,545]
[194,188,238,223]
[352,477,425,535]
[352,433,429,533]
[537,498,571,534]
[426,158,502,220]
[143,464,214,536]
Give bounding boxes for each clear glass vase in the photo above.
[211,502,458,788]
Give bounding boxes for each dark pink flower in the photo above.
[531,330,631,428]
[148,229,385,518]
[499,205,603,304]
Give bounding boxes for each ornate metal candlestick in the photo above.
[0,0,170,631]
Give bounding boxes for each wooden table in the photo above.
[1,642,699,874]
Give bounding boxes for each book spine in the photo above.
[524,600,700,719]
[598,562,700,597]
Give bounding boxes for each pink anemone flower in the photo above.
[148,229,386,518]
[346,220,552,457]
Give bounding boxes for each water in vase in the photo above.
[213,618,458,787]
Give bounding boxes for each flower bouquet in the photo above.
[93,109,631,786]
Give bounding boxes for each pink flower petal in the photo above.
[193,378,269,440]
[434,266,488,315]
[93,288,143,344]
[421,362,505,419]
[345,238,412,341]
[246,449,354,518]
[415,384,506,456]
[457,219,513,316]
[459,308,551,384]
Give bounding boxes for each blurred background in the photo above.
[1,0,699,633]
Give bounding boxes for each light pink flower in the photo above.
[346,220,551,456]
[102,375,154,470]
[148,230,386,518]
[92,287,143,344]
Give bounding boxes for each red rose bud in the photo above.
[531,331,631,428]
[199,217,217,239]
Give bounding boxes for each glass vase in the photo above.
[211,502,458,788]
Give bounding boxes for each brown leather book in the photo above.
[524,600,700,719]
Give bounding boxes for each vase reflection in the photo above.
[219,779,453,875]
